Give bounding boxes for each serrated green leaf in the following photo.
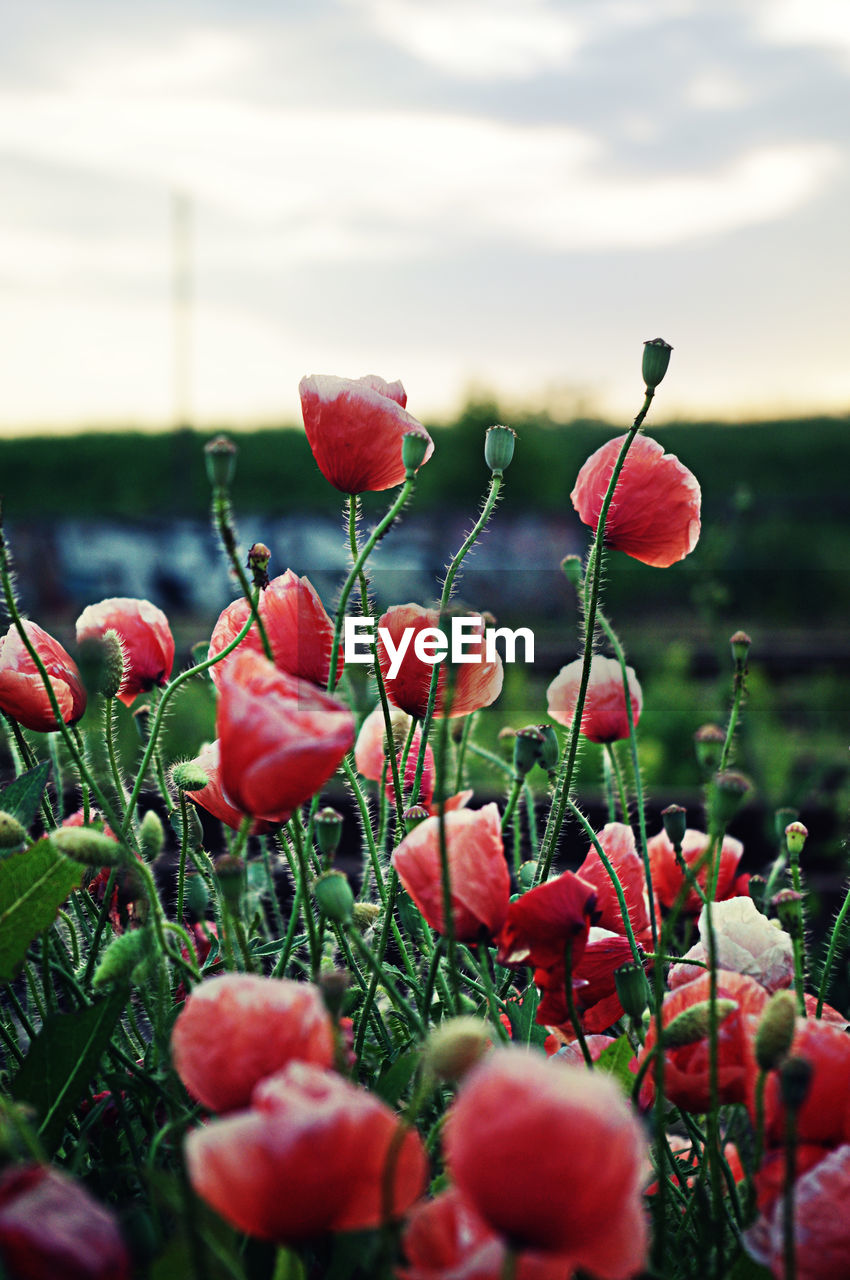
[0,837,83,981]
[10,985,128,1152]
[375,1048,420,1106]
[0,760,51,832]
[594,1033,637,1094]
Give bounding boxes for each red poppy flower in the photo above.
[648,827,748,914]
[184,741,278,835]
[745,1144,850,1280]
[635,969,769,1113]
[0,1163,130,1280]
[76,597,174,706]
[749,1017,850,1152]
[399,1187,573,1280]
[354,701,436,805]
[495,870,597,971]
[575,821,654,948]
[377,604,503,720]
[185,1060,427,1241]
[217,652,354,822]
[546,655,642,743]
[392,803,510,941]
[444,1047,648,1271]
[536,929,636,1034]
[571,432,701,568]
[0,620,87,733]
[208,571,338,692]
[299,373,434,493]
[171,973,335,1113]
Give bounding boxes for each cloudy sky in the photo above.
[1,0,849,431]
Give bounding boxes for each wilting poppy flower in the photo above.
[444,1047,648,1272]
[648,827,749,914]
[745,1144,850,1280]
[749,1016,850,1151]
[571,432,701,568]
[0,1163,130,1280]
[575,821,655,948]
[300,373,434,494]
[377,604,503,720]
[496,870,597,971]
[669,896,794,994]
[184,741,278,835]
[546,654,642,744]
[635,969,769,1113]
[76,597,174,707]
[171,973,335,1113]
[0,620,87,732]
[392,803,510,941]
[399,1187,573,1280]
[217,652,354,822]
[208,571,338,692]
[354,701,436,805]
[185,1060,427,1241]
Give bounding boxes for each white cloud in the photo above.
[755,0,850,69]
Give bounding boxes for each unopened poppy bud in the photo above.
[425,1016,491,1081]
[139,810,165,861]
[518,860,538,890]
[534,724,559,773]
[93,927,153,989]
[730,630,751,668]
[77,630,125,698]
[171,760,210,792]
[184,873,209,920]
[314,870,354,924]
[214,854,245,911]
[755,990,798,1072]
[52,826,122,867]
[694,724,725,774]
[484,424,516,475]
[785,821,808,858]
[402,428,432,476]
[247,542,271,589]
[710,771,752,829]
[403,805,430,829]
[642,338,673,392]
[774,807,798,842]
[513,726,544,777]
[315,807,343,860]
[771,888,804,940]
[204,434,238,488]
[779,1055,813,1112]
[560,555,584,594]
[663,998,738,1047]
[318,969,350,1019]
[661,804,687,850]
[352,902,381,932]
[0,810,27,849]
[614,961,649,1022]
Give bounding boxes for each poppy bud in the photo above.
[93,927,153,989]
[0,811,27,850]
[513,726,544,778]
[425,1016,491,1081]
[560,555,584,594]
[314,870,354,924]
[785,821,808,858]
[755,990,797,1072]
[171,760,210,792]
[661,804,687,850]
[730,629,751,669]
[315,807,343,861]
[779,1055,813,1112]
[484,424,516,475]
[662,997,737,1047]
[184,873,209,920]
[710,771,752,829]
[771,888,804,940]
[517,860,538,890]
[642,337,672,391]
[77,629,125,698]
[401,428,432,477]
[694,724,725,774]
[246,542,271,589]
[204,434,238,488]
[534,724,559,773]
[214,854,245,912]
[614,961,650,1022]
[52,826,123,867]
[139,810,164,861]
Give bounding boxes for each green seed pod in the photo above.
[771,888,804,940]
[92,927,153,989]
[755,990,798,1072]
[484,424,516,475]
[171,761,210,792]
[139,810,165,861]
[403,806,430,830]
[401,428,431,476]
[694,724,725,775]
[204,434,238,488]
[662,997,738,1048]
[785,821,809,858]
[513,726,544,778]
[315,807,344,861]
[0,811,27,850]
[52,827,123,867]
[642,338,673,391]
[710,771,752,829]
[313,870,354,924]
[614,961,650,1023]
[534,724,559,774]
[661,804,687,850]
[730,630,751,669]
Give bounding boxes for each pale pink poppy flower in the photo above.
[744,1144,850,1280]
[354,701,435,804]
[669,896,794,994]
[547,655,642,743]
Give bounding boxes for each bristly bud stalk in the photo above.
[785,821,808,859]
[246,542,271,590]
[755,990,798,1072]
[560,555,584,595]
[661,804,687,850]
[204,434,238,488]
[315,807,344,862]
[401,428,431,477]
[694,724,725,775]
[484,424,516,475]
[642,338,672,392]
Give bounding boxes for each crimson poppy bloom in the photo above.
[0,1163,130,1280]
[184,741,279,835]
[546,655,642,743]
[635,969,769,1113]
[217,652,354,822]
[208,570,338,691]
[377,605,503,720]
[399,1187,573,1280]
[185,1060,427,1241]
[76,597,174,706]
[495,870,597,971]
[392,803,510,942]
[299,373,434,493]
[745,1144,850,1280]
[648,827,749,915]
[444,1047,648,1272]
[171,973,335,1113]
[0,620,86,732]
[571,432,701,568]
